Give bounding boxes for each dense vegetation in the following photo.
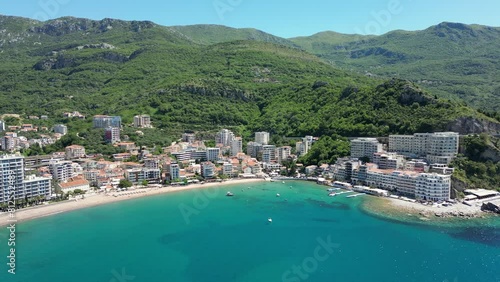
[290,22,500,112]
[451,134,500,191]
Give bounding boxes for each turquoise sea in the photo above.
[0,181,499,282]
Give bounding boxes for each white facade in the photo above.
[216,129,235,146]
[350,138,383,161]
[134,115,152,128]
[65,145,86,159]
[170,163,180,181]
[276,146,292,164]
[0,120,5,132]
[255,132,270,145]
[262,145,276,163]
[415,173,451,202]
[0,155,51,204]
[93,115,121,128]
[49,160,75,182]
[105,127,120,144]
[230,137,243,156]
[389,132,459,164]
[206,148,220,162]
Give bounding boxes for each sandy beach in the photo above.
[0,178,264,227]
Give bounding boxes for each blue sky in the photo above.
[1,0,499,37]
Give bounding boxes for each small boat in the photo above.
[268,218,273,223]
[276,193,280,197]
[226,191,234,197]
[327,188,340,192]
[282,181,285,184]
[328,192,337,197]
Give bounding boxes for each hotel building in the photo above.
[350,138,383,161]
[0,155,52,204]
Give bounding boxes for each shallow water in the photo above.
[0,181,498,282]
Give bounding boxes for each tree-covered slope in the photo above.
[290,22,500,111]
[0,15,497,139]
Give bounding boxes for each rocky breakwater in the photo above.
[481,200,500,214]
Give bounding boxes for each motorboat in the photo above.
[276,193,280,197]
[328,192,337,197]
[226,191,234,197]
[268,218,273,223]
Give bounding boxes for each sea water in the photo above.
[0,181,498,282]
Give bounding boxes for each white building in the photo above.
[105,127,120,144]
[93,115,121,128]
[350,138,383,161]
[54,124,68,135]
[206,148,220,162]
[134,115,152,128]
[255,132,270,145]
[0,155,52,204]
[276,146,292,164]
[296,141,308,157]
[58,177,91,193]
[222,163,233,177]
[215,129,235,146]
[170,163,180,181]
[0,120,5,132]
[372,152,405,170]
[49,160,75,182]
[201,162,216,178]
[230,137,243,156]
[389,132,459,164]
[415,173,451,201]
[65,145,86,159]
[262,145,276,163]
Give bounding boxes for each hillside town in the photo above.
[1,114,499,213]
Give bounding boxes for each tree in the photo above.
[141,180,149,187]
[118,179,133,188]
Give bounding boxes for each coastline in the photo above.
[360,196,499,224]
[0,178,264,227]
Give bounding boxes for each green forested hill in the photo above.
[0,15,498,139]
[290,22,500,111]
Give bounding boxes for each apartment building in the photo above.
[65,145,86,160]
[93,115,121,128]
[54,124,68,135]
[133,115,152,128]
[415,173,451,202]
[389,132,459,164]
[231,137,243,157]
[350,138,383,161]
[215,129,235,146]
[0,155,52,204]
[262,145,276,163]
[49,160,75,182]
[105,127,120,144]
[255,132,270,145]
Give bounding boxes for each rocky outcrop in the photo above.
[446,117,500,135]
[481,202,500,214]
[75,43,116,50]
[33,55,76,70]
[451,175,469,199]
[28,18,155,36]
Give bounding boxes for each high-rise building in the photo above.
[1,136,16,152]
[276,146,292,164]
[389,132,459,164]
[201,162,216,178]
[350,138,383,161]
[170,163,180,181]
[49,160,75,182]
[0,155,52,204]
[262,145,276,163]
[255,132,270,145]
[230,137,243,156]
[133,115,152,128]
[53,124,68,135]
[206,148,220,162]
[215,129,235,146]
[415,173,451,202]
[247,142,263,158]
[93,115,121,129]
[105,127,120,144]
[0,120,5,132]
